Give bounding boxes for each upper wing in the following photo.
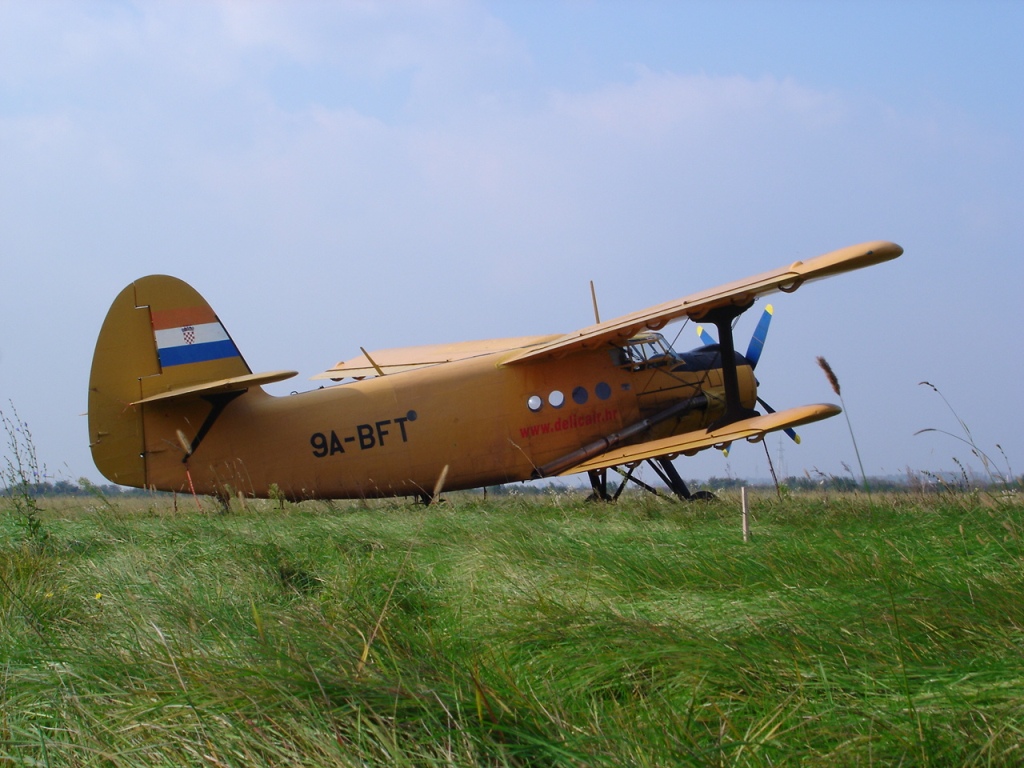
[506,240,902,364]
[562,403,841,475]
[312,335,561,380]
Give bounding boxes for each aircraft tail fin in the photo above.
[88,275,292,486]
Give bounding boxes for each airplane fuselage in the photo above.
[141,345,755,500]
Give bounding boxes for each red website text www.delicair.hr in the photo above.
[518,408,619,439]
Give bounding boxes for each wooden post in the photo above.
[742,486,750,542]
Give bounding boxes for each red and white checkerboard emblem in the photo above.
[182,325,195,345]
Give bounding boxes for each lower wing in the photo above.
[562,403,841,475]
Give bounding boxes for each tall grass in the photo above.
[916,380,1017,489]
[1,402,49,546]
[1,490,1023,765]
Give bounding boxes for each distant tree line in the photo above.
[698,474,1022,492]
[1,479,169,498]
[4,474,1020,500]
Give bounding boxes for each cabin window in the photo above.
[572,386,588,405]
[549,390,565,408]
[527,395,543,412]
[617,333,679,371]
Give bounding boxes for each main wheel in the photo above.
[688,490,716,502]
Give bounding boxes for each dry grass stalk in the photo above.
[817,356,872,507]
[817,356,841,397]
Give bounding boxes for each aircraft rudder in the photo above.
[88,275,252,487]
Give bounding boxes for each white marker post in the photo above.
[741,486,750,542]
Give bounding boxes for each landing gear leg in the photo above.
[649,457,716,502]
[587,469,611,502]
[648,457,691,500]
[590,460,715,502]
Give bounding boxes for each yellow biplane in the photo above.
[88,241,902,503]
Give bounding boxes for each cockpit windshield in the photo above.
[615,332,680,370]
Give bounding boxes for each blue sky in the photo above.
[2,1,1022,488]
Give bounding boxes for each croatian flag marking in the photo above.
[151,307,240,367]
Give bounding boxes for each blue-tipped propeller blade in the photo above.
[745,304,773,369]
[696,325,716,346]
[757,396,800,443]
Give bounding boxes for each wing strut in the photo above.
[179,391,244,462]
[702,303,759,431]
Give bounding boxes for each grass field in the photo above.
[2,487,1023,766]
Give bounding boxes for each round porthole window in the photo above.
[572,386,588,405]
[527,395,543,412]
[549,390,565,408]
[595,382,612,400]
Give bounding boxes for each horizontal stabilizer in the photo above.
[131,370,297,405]
[562,403,841,475]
